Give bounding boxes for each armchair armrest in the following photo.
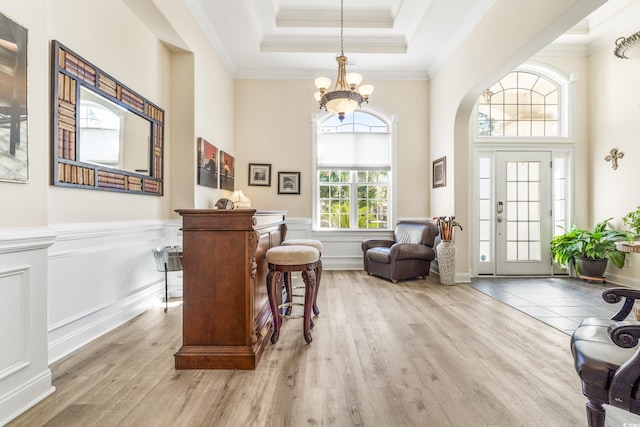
[390,243,432,260]
[602,288,640,321]
[362,239,394,253]
[607,321,640,411]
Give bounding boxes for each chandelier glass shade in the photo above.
[314,0,374,121]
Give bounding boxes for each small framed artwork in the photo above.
[432,156,446,188]
[278,172,300,195]
[219,151,235,191]
[248,163,271,186]
[197,137,218,188]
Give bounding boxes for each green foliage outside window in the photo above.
[318,169,388,229]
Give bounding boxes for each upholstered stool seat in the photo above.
[281,239,323,316]
[282,239,323,252]
[266,245,320,344]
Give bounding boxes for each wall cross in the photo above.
[605,148,624,170]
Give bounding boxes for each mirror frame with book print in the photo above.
[51,40,165,195]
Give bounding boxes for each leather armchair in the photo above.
[570,287,640,427]
[361,221,438,283]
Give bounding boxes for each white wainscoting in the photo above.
[47,220,182,364]
[0,228,56,426]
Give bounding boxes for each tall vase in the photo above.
[437,240,456,285]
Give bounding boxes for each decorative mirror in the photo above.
[51,40,164,195]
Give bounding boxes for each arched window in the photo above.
[313,110,394,230]
[478,70,565,138]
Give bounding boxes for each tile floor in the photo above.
[467,276,628,334]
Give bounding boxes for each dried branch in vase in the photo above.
[433,216,463,241]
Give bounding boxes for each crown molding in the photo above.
[260,36,407,54]
[276,9,393,29]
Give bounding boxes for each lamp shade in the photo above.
[346,72,363,88]
[325,97,358,116]
[315,77,331,91]
[229,190,251,208]
[358,84,374,97]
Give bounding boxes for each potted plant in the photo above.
[550,218,634,279]
[623,205,640,235]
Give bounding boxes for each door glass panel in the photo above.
[529,202,540,220]
[530,222,540,240]
[507,242,517,259]
[505,160,542,262]
[479,242,490,262]
[479,221,490,240]
[517,201,529,219]
[529,182,539,199]
[518,242,529,260]
[529,242,541,261]
[479,179,490,198]
[479,200,491,220]
[507,163,517,180]
[518,222,529,240]
[506,202,517,220]
[517,163,528,180]
[517,182,528,198]
[478,156,493,266]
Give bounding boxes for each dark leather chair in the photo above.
[571,288,640,427]
[361,221,438,283]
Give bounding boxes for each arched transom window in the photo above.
[478,71,560,137]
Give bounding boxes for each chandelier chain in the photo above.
[340,0,344,55]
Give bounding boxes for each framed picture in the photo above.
[0,12,28,183]
[432,156,446,188]
[278,172,300,194]
[248,163,271,186]
[219,151,235,191]
[197,137,218,188]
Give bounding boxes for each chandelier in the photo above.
[614,30,640,59]
[314,0,374,121]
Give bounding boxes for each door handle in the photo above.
[497,201,504,214]
[497,216,503,223]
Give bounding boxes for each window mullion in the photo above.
[350,171,358,229]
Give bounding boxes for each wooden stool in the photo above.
[281,239,323,316]
[266,245,319,344]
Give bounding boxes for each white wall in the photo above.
[47,0,173,224]
[587,42,640,287]
[234,79,429,218]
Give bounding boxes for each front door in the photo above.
[495,151,552,275]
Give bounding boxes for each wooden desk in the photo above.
[174,209,286,369]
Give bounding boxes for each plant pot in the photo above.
[576,257,608,278]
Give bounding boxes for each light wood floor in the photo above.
[7,271,638,426]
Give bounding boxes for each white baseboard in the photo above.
[0,370,55,426]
